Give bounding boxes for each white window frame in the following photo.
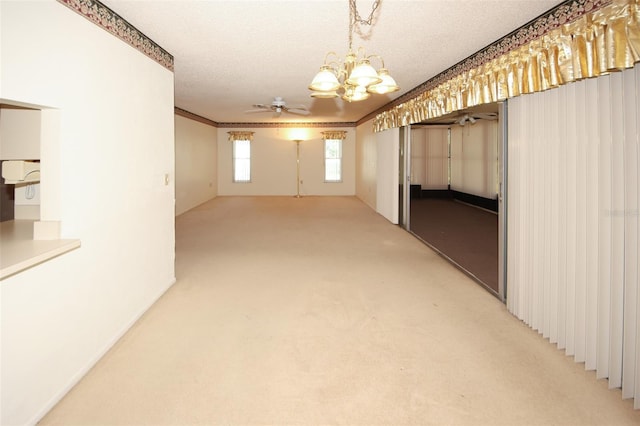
[324,138,342,183]
[232,139,251,183]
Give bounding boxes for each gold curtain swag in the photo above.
[374,0,640,132]
[321,131,347,140]
[227,131,255,141]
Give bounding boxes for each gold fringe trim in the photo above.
[227,131,255,142]
[321,131,348,140]
[374,0,640,132]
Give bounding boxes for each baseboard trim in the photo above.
[28,276,177,426]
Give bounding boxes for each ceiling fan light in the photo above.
[346,59,382,87]
[367,69,400,94]
[309,66,341,92]
[310,90,339,99]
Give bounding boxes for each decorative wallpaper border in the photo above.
[57,0,174,71]
[361,0,613,124]
[217,121,357,129]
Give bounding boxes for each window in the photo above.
[232,139,251,182]
[229,131,253,183]
[324,138,342,182]
[322,131,346,183]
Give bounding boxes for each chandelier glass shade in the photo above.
[308,0,399,102]
[309,50,399,102]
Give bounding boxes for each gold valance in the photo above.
[227,131,255,142]
[374,0,640,132]
[321,131,347,140]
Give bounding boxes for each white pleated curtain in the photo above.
[507,64,640,407]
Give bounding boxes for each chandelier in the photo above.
[308,0,399,102]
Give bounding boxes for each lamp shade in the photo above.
[366,68,400,94]
[342,85,370,102]
[346,59,382,87]
[309,65,341,92]
[310,90,339,98]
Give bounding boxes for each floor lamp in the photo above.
[293,139,303,198]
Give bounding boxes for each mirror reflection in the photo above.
[409,104,500,294]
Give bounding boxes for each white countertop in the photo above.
[0,220,80,280]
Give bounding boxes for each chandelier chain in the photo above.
[308,0,397,102]
[350,0,380,26]
[348,0,381,50]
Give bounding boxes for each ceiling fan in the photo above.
[457,112,498,126]
[416,107,500,127]
[245,97,310,117]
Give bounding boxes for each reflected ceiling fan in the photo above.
[457,112,498,126]
[245,97,310,117]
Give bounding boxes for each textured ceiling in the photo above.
[100,0,561,124]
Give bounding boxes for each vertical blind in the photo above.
[410,128,449,190]
[507,64,640,407]
[450,121,498,199]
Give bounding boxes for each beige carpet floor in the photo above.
[40,196,640,425]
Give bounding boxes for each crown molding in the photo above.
[175,108,356,129]
[175,108,218,127]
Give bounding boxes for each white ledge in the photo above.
[0,220,80,280]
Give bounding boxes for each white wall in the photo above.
[355,118,398,224]
[0,1,175,425]
[0,109,41,160]
[355,118,377,210]
[217,127,355,196]
[175,114,217,215]
[375,126,399,224]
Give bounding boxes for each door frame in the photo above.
[399,125,411,230]
[497,101,508,302]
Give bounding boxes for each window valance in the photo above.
[321,131,347,140]
[227,131,255,142]
[374,0,640,132]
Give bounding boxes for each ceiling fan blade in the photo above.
[286,109,311,116]
[251,104,270,109]
[245,109,272,113]
[473,113,498,119]
[285,104,308,111]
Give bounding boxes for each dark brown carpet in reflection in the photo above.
[410,198,498,293]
